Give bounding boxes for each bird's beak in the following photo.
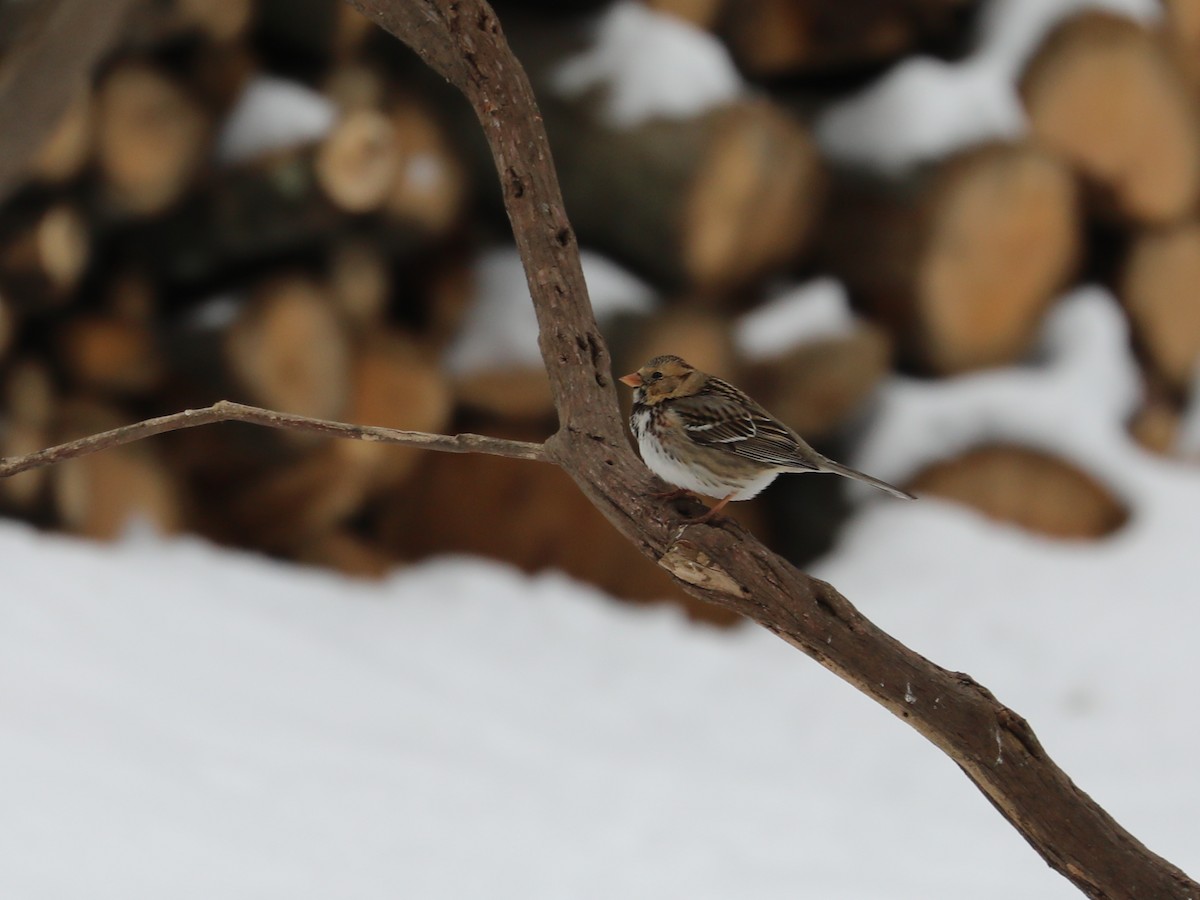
[619,372,643,387]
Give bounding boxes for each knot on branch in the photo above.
[659,539,748,598]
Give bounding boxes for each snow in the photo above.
[815,0,1161,172]
[2,284,1199,899]
[443,245,655,374]
[551,1,744,128]
[734,277,861,361]
[216,76,337,164]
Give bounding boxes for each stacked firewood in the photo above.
[0,0,1196,618]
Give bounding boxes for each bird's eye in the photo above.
[650,371,663,381]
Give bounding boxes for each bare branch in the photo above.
[0,400,548,478]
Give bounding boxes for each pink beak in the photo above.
[619,372,643,387]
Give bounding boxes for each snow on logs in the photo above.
[1019,11,1200,225]
[818,143,1080,375]
[4,0,1200,593]
[542,94,824,293]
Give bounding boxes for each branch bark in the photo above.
[0,1,1194,897]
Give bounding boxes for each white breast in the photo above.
[631,407,780,500]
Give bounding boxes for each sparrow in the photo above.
[619,355,915,523]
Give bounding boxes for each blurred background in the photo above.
[2,0,1196,621]
[2,1,1200,898]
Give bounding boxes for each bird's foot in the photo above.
[680,495,734,525]
[652,487,697,502]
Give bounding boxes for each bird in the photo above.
[619,354,915,523]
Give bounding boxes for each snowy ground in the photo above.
[2,287,1197,900]
[4,0,1196,896]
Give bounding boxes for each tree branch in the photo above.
[0,400,547,478]
[336,3,1196,898]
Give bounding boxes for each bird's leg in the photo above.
[652,486,696,502]
[684,493,735,525]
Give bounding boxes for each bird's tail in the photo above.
[818,458,916,500]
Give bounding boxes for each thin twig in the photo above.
[0,400,548,478]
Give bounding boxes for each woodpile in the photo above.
[818,143,1079,374]
[1020,12,1200,224]
[717,0,978,78]
[1,0,1198,615]
[908,445,1128,540]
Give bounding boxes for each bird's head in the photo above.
[619,355,704,405]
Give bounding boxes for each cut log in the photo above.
[543,96,824,291]
[1162,0,1200,89]
[57,315,164,395]
[175,0,255,43]
[453,367,555,421]
[223,273,353,421]
[293,528,398,579]
[741,324,892,439]
[123,0,256,45]
[383,96,469,238]
[323,62,389,113]
[328,237,392,330]
[0,199,90,312]
[1120,221,1200,392]
[818,143,1079,374]
[29,90,94,184]
[134,109,419,288]
[1020,11,1200,224]
[718,0,976,78]
[0,419,52,514]
[315,108,402,214]
[330,331,454,489]
[0,359,56,515]
[1129,397,1183,456]
[642,0,725,31]
[3,357,56,428]
[908,444,1128,539]
[50,400,187,539]
[95,60,211,215]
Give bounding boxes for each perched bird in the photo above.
[619,355,914,523]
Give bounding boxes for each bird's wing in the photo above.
[671,380,822,471]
